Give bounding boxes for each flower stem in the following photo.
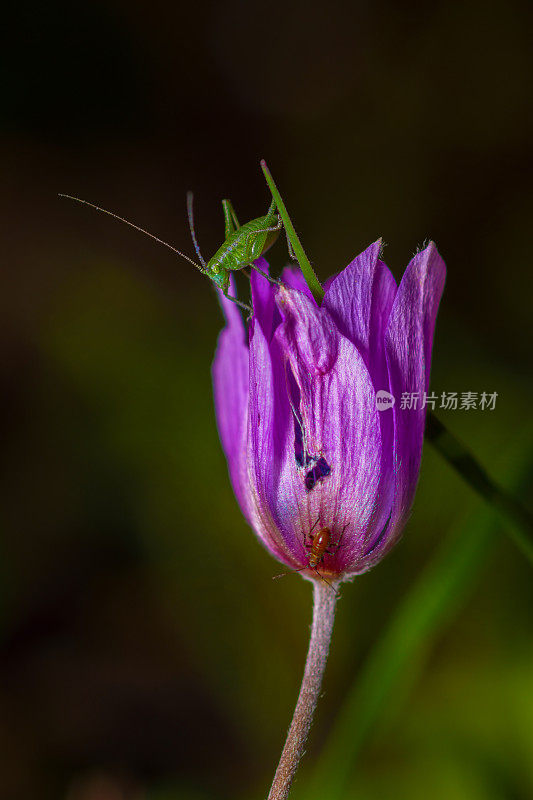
[267,580,338,800]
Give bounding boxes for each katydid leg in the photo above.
[244,218,283,286]
[222,288,252,314]
[222,199,241,238]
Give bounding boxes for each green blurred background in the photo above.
[1,1,533,798]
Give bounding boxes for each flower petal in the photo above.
[280,264,317,303]
[250,258,281,343]
[212,279,251,521]
[376,241,446,560]
[322,242,398,560]
[246,312,303,566]
[273,286,387,574]
[322,239,397,390]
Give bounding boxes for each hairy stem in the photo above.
[267,580,338,800]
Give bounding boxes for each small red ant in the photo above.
[273,517,348,594]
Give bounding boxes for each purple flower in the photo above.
[213,240,445,580]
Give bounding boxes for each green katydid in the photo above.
[59,192,287,312]
[186,192,286,305]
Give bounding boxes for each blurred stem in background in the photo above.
[295,432,533,800]
[260,160,533,564]
[426,412,533,563]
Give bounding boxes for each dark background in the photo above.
[1,1,533,798]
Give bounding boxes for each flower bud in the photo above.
[213,241,445,580]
